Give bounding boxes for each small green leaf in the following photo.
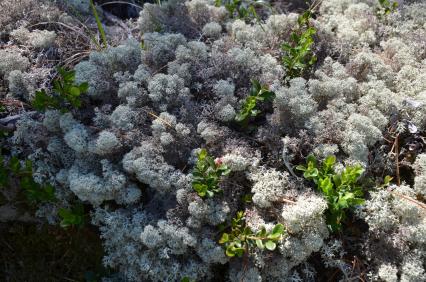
[69,86,81,97]
[79,82,89,93]
[219,233,229,244]
[255,239,264,249]
[264,240,276,251]
[295,165,306,171]
[225,246,236,257]
[319,177,333,196]
[242,194,253,203]
[269,224,284,239]
[198,149,207,160]
[324,155,336,169]
[350,198,365,206]
[304,168,318,179]
[383,175,393,185]
[59,204,85,229]
[257,226,267,237]
[306,154,317,166]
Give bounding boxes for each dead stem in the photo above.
[394,134,400,186]
[141,108,174,128]
[276,197,297,204]
[390,190,426,211]
[240,248,249,282]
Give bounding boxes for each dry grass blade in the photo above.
[90,0,108,49]
[394,134,401,186]
[141,108,174,128]
[29,22,92,43]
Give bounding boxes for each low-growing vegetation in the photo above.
[32,67,88,112]
[296,155,365,232]
[235,79,275,127]
[377,0,399,17]
[281,9,317,82]
[0,155,55,203]
[192,149,231,198]
[215,0,269,23]
[219,211,285,257]
[1,0,425,281]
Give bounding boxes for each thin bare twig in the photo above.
[395,134,401,186]
[240,248,249,282]
[0,111,38,125]
[276,197,297,204]
[390,190,426,210]
[141,108,174,128]
[29,22,92,43]
[61,51,91,68]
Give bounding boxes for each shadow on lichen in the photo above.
[0,221,112,282]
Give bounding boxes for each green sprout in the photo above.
[192,149,231,198]
[219,211,285,257]
[32,67,88,113]
[296,155,365,233]
[235,79,275,127]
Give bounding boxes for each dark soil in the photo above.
[0,222,108,282]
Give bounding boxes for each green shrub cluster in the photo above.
[219,211,285,257]
[192,149,231,198]
[0,155,55,203]
[32,67,88,112]
[215,0,269,24]
[235,79,275,127]
[296,155,365,232]
[281,10,317,82]
[377,0,399,17]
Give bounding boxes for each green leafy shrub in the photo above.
[215,0,270,26]
[32,67,88,112]
[59,203,85,229]
[296,155,365,232]
[0,155,55,203]
[219,211,285,257]
[377,0,398,17]
[192,149,231,198]
[235,79,275,127]
[281,10,317,82]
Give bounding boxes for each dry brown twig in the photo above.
[141,108,174,128]
[386,124,401,186]
[276,197,296,204]
[394,133,401,186]
[388,189,426,211]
